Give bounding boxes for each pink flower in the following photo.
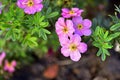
[72,16,92,36]
[55,17,75,37]
[0,2,2,14]
[4,60,17,73]
[61,8,83,18]
[61,34,87,61]
[17,0,43,14]
[0,52,6,66]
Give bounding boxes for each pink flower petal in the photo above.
[70,50,81,61]
[71,8,79,12]
[61,47,70,57]
[83,19,92,28]
[17,0,27,9]
[24,7,36,14]
[62,8,69,13]
[82,29,92,36]
[0,52,6,66]
[34,0,43,4]
[72,16,83,25]
[34,4,43,12]
[8,67,15,73]
[11,60,17,67]
[70,34,81,45]
[78,42,87,53]
[66,20,75,36]
[57,17,66,26]
[59,36,69,46]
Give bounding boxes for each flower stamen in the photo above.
[69,10,74,15]
[77,24,83,29]
[69,44,77,51]
[63,27,68,33]
[27,0,34,7]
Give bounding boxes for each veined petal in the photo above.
[72,16,83,26]
[82,29,92,36]
[34,4,43,12]
[78,42,87,53]
[58,17,66,27]
[17,0,27,8]
[34,0,43,4]
[62,8,70,13]
[59,35,69,46]
[70,50,81,61]
[61,47,70,57]
[70,34,81,44]
[55,22,64,30]
[24,7,36,14]
[72,8,79,12]
[83,19,92,28]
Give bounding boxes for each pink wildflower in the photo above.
[0,52,6,66]
[4,60,17,73]
[55,17,75,37]
[72,16,92,36]
[17,0,43,14]
[61,34,87,61]
[0,2,2,14]
[62,8,83,18]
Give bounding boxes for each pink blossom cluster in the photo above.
[55,8,92,61]
[0,52,17,73]
[17,0,43,14]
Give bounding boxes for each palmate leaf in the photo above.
[38,28,51,40]
[22,35,38,48]
[97,48,110,61]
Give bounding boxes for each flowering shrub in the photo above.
[0,0,120,79]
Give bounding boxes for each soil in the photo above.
[11,46,120,80]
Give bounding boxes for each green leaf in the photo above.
[115,5,120,13]
[110,23,120,31]
[40,22,49,27]
[101,53,106,61]
[46,12,59,18]
[94,26,101,36]
[43,29,51,34]
[22,35,38,48]
[104,31,109,39]
[107,32,120,41]
[5,29,12,40]
[46,7,52,14]
[97,48,102,56]
[28,37,38,47]
[39,29,47,40]
[92,41,101,48]
[103,49,110,56]
[103,43,113,49]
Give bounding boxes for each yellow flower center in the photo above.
[27,0,34,7]
[63,27,68,33]
[77,24,83,29]
[69,10,74,15]
[69,44,77,51]
[7,62,12,67]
